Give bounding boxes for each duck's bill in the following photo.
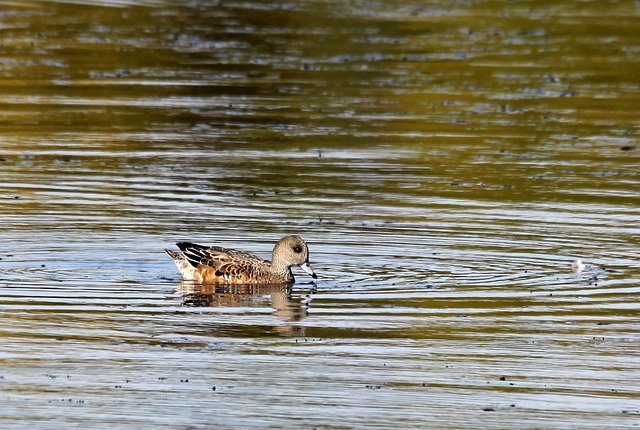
[300,262,317,279]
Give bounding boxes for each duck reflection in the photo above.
[177,282,314,336]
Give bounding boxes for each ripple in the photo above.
[0,0,639,428]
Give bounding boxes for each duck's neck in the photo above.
[270,258,294,281]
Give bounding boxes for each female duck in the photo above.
[166,235,316,284]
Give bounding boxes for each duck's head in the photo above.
[273,235,317,280]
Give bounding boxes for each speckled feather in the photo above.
[178,242,278,283]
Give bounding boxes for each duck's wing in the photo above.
[175,242,270,283]
[176,242,266,270]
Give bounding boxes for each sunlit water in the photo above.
[1,0,639,428]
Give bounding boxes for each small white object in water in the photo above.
[572,259,585,273]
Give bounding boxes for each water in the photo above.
[1,0,639,428]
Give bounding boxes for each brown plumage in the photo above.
[165,235,317,284]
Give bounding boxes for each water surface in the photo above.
[1,0,639,428]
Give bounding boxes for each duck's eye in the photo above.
[293,246,302,253]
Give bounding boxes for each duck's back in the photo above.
[176,242,291,284]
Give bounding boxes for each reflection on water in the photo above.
[0,0,639,428]
[178,282,313,335]
[183,283,312,338]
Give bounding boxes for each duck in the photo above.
[165,235,317,284]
